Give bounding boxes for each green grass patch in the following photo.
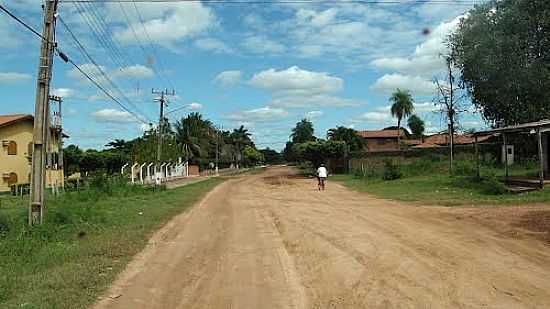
[0,178,223,309]
[332,174,550,206]
[334,157,550,206]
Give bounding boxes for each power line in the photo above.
[58,15,154,123]
[118,2,167,88]
[63,54,150,124]
[1,4,152,124]
[0,4,47,41]
[131,1,176,90]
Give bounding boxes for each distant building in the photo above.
[412,132,493,149]
[356,128,409,152]
[0,114,65,192]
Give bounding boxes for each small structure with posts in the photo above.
[474,120,550,190]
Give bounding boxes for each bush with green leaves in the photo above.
[383,159,402,181]
[454,160,477,177]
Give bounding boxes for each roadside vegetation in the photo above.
[0,177,223,309]
[332,156,550,206]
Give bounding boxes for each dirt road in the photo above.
[95,167,550,309]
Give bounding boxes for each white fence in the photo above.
[121,159,189,185]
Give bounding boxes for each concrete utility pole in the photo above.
[29,0,59,225]
[152,88,175,185]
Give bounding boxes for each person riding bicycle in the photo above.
[317,164,328,191]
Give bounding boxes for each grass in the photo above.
[0,178,223,309]
[332,157,550,206]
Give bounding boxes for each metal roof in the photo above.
[474,119,550,135]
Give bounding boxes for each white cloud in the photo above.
[188,102,203,110]
[371,56,445,76]
[112,65,154,80]
[194,38,232,53]
[92,109,138,124]
[370,74,436,96]
[414,102,439,113]
[67,63,106,84]
[269,95,361,108]
[113,3,217,46]
[227,106,289,123]
[249,66,361,108]
[51,88,76,99]
[0,72,32,84]
[295,8,338,28]
[306,110,323,119]
[242,36,286,54]
[214,70,242,88]
[355,111,392,123]
[250,66,343,97]
[370,15,465,77]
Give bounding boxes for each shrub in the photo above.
[454,160,477,176]
[383,159,402,181]
[481,174,508,195]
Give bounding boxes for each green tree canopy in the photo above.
[451,0,550,125]
[293,140,346,167]
[291,119,316,144]
[407,115,425,138]
[326,126,365,151]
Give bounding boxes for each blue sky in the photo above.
[0,0,487,151]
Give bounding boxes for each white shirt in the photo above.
[317,167,328,178]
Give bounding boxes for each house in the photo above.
[356,128,410,152]
[411,132,493,149]
[0,114,65,192]
[474,119,550,188]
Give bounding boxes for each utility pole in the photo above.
[215,125,222,175]
[49,95,63,194]
[29,0,59,225]
[152,88,175,185]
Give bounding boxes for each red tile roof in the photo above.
[357,129,407,139]
[0,114,33,128]
[423,133,492,145]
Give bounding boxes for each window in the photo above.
[7,141,17,155]
[7,172,17,185]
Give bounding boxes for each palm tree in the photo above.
[390,89,415,148]
[174,117,202,163]
[230,125,252,168]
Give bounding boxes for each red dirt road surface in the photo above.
[94,167,550,309]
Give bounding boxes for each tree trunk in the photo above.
[397,118,401,150]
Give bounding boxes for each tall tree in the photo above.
[230,125,253,168]
[327,126,365,151]
[407,115,425,139]
[389,89,414,148]
[291,119,316,144]
[174,113,211,163]
[451,0,550,125]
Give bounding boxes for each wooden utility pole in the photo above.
[152,88,175,185]
[29,0,58,225]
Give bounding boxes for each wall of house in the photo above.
[0,120,65,192]
[365,138,399,152]
[0,121,33,192]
